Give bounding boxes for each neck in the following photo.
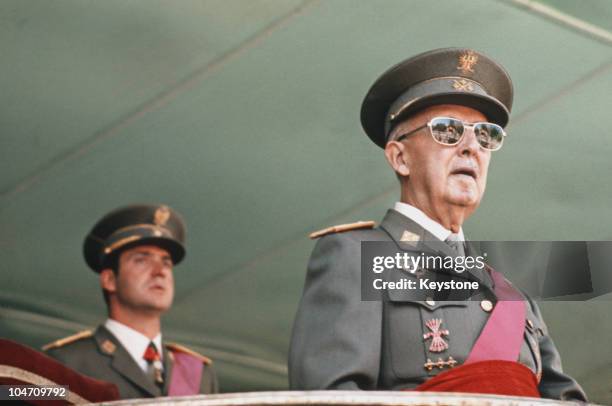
[401,186,470,234]
[109,307,162,340]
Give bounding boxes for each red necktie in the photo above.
[143,342,160,363]
[143,342,163,386]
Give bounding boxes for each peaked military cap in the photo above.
[360,47,513,148]
[83,204,186,272]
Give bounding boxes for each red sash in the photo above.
[465,267,526,364]
[415,360,540,397]
[167,351,203,396]
[414,267,539,397]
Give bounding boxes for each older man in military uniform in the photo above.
[44,204,218,399]
[289,48,587,401]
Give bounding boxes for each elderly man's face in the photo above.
[392,104,491,213]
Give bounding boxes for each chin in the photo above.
[158,300,173,311]
[147,299,172,312]
[446,190,481,208]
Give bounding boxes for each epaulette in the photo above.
[309,220,376,239]
[165,342,212,365]
[41,329,93,351]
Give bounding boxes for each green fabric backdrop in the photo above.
[1,0,611,402]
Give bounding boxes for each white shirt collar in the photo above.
[104,319,163,372]
[393,201,465,241]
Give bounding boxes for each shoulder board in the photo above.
[165,342,212,365]
[309,220,376,239]
[42,329,93,351]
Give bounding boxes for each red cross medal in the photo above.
[423,318,449,353]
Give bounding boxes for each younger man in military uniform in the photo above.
[44,204,218,399]
[289,48,587,401]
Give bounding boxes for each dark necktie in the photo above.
[446,233,465,257]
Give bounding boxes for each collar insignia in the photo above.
[400,230,420,243]
[101,340,116,354]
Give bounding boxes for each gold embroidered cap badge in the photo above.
[457,51,478,74]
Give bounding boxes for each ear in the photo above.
[99,269,117,294]
[384,140,411,177]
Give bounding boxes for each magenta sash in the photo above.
[167,351,203,396]
[465,267,526,364]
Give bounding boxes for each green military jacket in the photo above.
[289,209,587,401]
[45,325,218,399]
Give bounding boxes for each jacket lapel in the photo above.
[465,240,494,291]
[94,326,160,397]
[162,343,173,395]
[379,209,456,257]
[379,209,493,291]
